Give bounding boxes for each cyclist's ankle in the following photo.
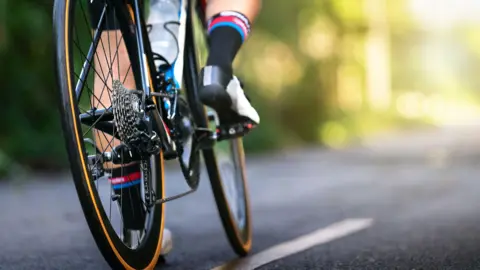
[205,11,250,74]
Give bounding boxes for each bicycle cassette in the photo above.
[112,80,142,143]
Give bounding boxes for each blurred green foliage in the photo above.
[2,0,480,177]
[1,0,66,175]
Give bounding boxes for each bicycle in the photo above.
[53,0,253,268]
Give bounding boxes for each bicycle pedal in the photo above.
[194,121,256,150]
[216,121,257,141]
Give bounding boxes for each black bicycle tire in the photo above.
[182,3,252,256]
[53,0,166,269]
[204,139,252,256]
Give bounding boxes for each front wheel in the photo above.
[203,109,253,256]
[182,3,252,256]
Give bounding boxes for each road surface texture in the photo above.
[1,125,480,270]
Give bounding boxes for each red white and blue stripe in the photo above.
[208,11,251,42]
[110,171,142,190]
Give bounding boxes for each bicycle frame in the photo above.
[125,0,210,203]
[111,0,194,155]
[127,0,210,159]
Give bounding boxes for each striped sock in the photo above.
[207,11,251,42]
[108,163,146,230]
[109,163,141,190]
[206,11,251,73]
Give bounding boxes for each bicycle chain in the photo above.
[141,160,154,207]
[112,80,141,143]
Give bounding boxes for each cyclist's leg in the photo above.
[198,0,261,125]
[205,0,261,73]
[88,1,172,255]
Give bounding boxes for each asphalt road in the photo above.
[1,126,480,270]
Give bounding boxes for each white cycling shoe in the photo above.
[199,65,260,126]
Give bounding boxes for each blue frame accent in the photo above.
[162,0,183,112]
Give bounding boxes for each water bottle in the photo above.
[147,0,180,68]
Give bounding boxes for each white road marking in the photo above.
[212,218,374,270]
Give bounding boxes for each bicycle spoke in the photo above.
[73,73,110,110]
[107,9,113,86]
[75,32,126,109]
[77,1,110,81]
[72,33,126,112]
[115,12,120,82]
[73,40,113,93]
[122,65,132,85]
[96,34,126,107]
[77,0,116,110]
[75,5,107,100]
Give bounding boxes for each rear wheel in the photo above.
[53,0,166,268]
